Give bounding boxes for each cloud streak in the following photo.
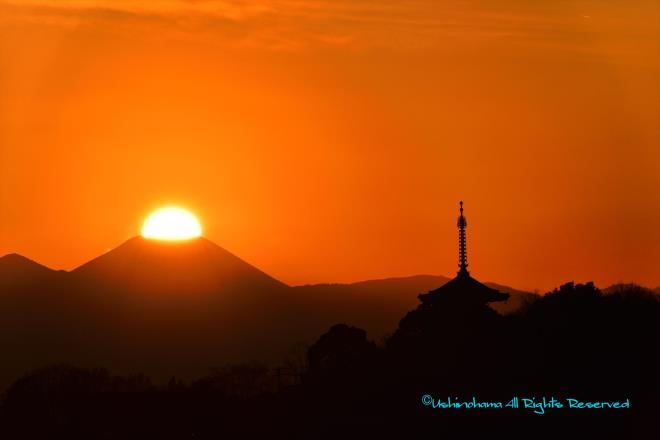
[0,0,657,54]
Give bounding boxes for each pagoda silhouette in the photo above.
[418,201,509,306]
[387,201,509,360]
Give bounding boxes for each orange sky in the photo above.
[1,0,658,291]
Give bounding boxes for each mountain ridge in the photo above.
[69,236,287,295]
[1,237,654,388]
[0,253,56,275]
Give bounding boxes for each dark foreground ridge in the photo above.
[1,281,656,440]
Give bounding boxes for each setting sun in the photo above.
[141,207,202,241]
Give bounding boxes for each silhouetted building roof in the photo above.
[419,271,508,304]
[419,201,509,305]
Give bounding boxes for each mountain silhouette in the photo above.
[0,239,534,388]
[71,236,287,295]
[0,254,61,285]
[0,238,295,385]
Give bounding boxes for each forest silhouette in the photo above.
[0,282,657,439]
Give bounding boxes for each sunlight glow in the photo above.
[141,207,202,241]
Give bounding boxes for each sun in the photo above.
[141,207,202,241]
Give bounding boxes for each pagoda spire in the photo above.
[457,200,469,276]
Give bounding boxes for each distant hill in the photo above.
[483,282,539,314]
[0,239,535,387]
[602,283,659,298]
[289,275,450,343]
[290,275,537,343]
[0,254,61,285]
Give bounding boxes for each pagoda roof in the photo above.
[418,272,509,305]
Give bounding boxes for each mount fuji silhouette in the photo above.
[0,236,532,387]
[72,237,286,294]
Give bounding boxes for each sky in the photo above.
[1,0,658,291]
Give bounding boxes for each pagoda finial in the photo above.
[457,200,469,276]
